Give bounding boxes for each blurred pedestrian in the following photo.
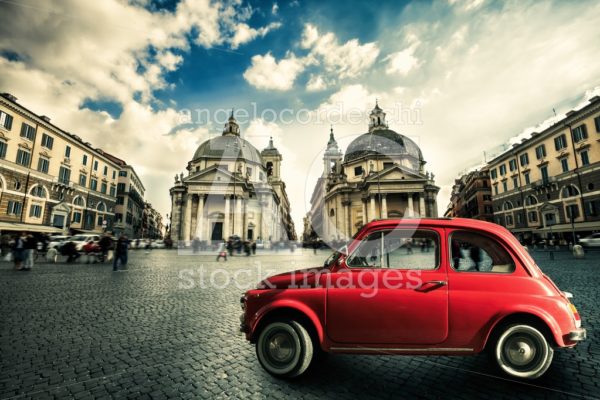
[216,241,227,261]
[23,234,36,271]
[251,240,256,255]
[113,234,129,271]
[99,234,112,262]
[13,233,26,270]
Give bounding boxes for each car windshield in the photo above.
[71,236,87,241]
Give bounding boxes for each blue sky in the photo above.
[1,0,600,235]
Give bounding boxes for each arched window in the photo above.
[524,195,538,206]
[561,185,579,198]
[329,209,335,217]
[97,202,106,212]
[502,201,513,211]
[73,196,85,207]
[30,185,47,198]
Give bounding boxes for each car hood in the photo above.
[258,266,328,289]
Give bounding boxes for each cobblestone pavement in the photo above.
[0,248,598,400]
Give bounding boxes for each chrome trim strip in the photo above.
[330,347,474,352]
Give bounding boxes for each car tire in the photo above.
[493,323,554,379]
[256,320,313,378]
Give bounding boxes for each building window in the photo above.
[554,134,568,151]
[506,215,513,225]
[93,160,98,171]
[20,123,35,140]
[585,200,599,216]
[79,173,87,187]
[119,170,127,177]
[41,133,54,149]
[562,185,579,198]
[116,196,124,205]
[7,200,22,216]
[16,149,31,167]
[512,177,518,189]
[37,157,50,174]
[528,211,538,222]
[73,196,84,207]
[29,204,42,218]
[502,181,507,192]
[112,170,116,179]
[490,169,497,179]
[493,184,498,195]
[581,150,590,166]
[0,139,6,159]
[64,145,71,159]
[524,172,530,185]
[525,195,537,206]
[90,178,98,191]
[31,185,46,198]
[572,124,588,142]
[97,216,104,226]
[560,158,569,173]
[354,166,363,176]
[566,204,580,220]
[0,110,13,130]
[508,159,517,172]
[82,154,88,166]
[58,166,71,184]
[519,153,529,167]
[109,186,116,197]
[117,182,126,192]
[540,165,549,183]
[100,182,107,194]
[595,116,600,133]
[103,166,108,176]
[535,144,546,159]
[72,211,82,223]
[499,164,506,175]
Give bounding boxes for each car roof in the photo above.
[365,217,507,232]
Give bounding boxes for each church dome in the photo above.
[343,129,424,166]
[192,135,263,164]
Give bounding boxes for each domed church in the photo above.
[169,113,296,244]
[308,102,440,241]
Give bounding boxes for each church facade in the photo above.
[169,113,296,244]
[308,103,440,241]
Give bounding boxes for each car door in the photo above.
[326,227,449,345]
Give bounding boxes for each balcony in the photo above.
[531,176,557,189]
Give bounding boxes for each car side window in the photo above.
[449,230,515,273]
[346,229,439,270]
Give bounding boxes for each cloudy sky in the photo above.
[1,0,600,235]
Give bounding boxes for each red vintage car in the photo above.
[240,218,586,379]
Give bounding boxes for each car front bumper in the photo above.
[568,328,587,342]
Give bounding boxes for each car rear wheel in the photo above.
[256,320,313,378]
[494,324,553,379]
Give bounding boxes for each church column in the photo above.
[242,198,248,240]
[235,196,242,236]
[223,196,230,240]
[419,194,426,217]
[362,199,367,226]
[382,195,388,219]
[407,194,414,217]
[194,194,204,239]
[184,193,192,242]
[370,196,376,221]
[342,199,351,238]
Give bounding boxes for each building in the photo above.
[308,103,439,242]
[444,169,493,221]
[168,112,296,244]
[142,202,163,239]
[487,95,600,243]
[0,93,120,234]
[103,152,146,238]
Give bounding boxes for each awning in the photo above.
[0,222,63,234]
[534,221,600,233]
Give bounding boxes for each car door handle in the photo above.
[415,280,447,292]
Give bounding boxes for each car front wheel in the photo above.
[494,324,554,379]
[256,320,313,378]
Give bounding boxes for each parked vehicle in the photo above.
[579,233,600,247]
[47,235,70,250]
[151,240,166,249]
[240,218,586,380]
[68,235,101,251]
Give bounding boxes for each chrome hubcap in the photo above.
[268,333,294,363]
[505,336,537,366]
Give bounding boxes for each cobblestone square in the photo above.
[1,249,598,399]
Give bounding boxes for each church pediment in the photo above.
[184,165,246,185]
[367,165,424,182]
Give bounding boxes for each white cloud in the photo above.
[230,22,282,49]
[306,75,327,91]
[272,3,279,15]
[384,43,422,76]
[243,52,306,91]
[300,24,380,79]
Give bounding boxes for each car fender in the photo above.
[482,304,566,350]
[251,298,325,344]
